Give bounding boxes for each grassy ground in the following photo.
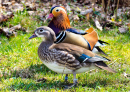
[0,11,130,92]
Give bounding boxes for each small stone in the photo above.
[80,8,93,15]
[126,23,130,29]
[37,77,47,82]
[119,27,127,33]
[27,11,36,16]
[6,12,13,18]
[123,72,130,77]
[66,4,71,12]
[73,15,79,21]
[95,18,103,31]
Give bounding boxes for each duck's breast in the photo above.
[42,60,97,74]
[42,61,73,74]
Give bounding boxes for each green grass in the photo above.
[0,12,130,92]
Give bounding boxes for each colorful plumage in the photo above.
[29,26,116,89]
[48,6,70,31]
[48,6,108,55]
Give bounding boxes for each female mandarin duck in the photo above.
[29,26,116,89]
[48,6,108,55]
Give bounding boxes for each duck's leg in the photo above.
[64,71,77,89]
[73,71,78,86]
[65,74,68,82]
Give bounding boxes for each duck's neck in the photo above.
[52,15,71,30]
[38,40,53,61]
[48,21,60,35]
[39,40,53,50]
[48,14,71,35]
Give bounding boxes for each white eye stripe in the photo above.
[35,31,45,37]
[38,29,46,33]
[55,7,67,14]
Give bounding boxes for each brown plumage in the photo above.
[52,12,70,30]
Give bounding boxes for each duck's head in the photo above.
[29,26,56,42]
[48,6,67,18]
[47,6,70,30]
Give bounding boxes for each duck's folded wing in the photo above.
[49,43,108,63]
[49,43,95,57]
[49,43,85,70]
[49,43,116,73]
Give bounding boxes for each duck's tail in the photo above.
[95,61,117,73]
[83,27,108,56]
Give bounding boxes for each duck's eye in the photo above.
[39,29,44,32]
[56,9,60,12]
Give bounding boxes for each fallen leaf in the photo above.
[66,4,71,12]
[123,72,130,77]
[77,7,81,11]
[80,8,93,15]
[73,15,79,22]
[95,18,103,31]
[51,0,56,4]
[119,19,122,22]
[37,77,47,82]
[25,2,36,11]
[86,13,90,21]
[126,23,130,29]
[1,24,25,38]
[111,17,115,22]
[84,0,90,5]
[2,2,12,6]
[0,13,7,23]
[11,3,24,12]
[27,11,36,16]
[119,27,128,33]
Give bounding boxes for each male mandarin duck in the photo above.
[29,26,116,89]
[47,6,109,55]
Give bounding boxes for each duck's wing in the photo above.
[49,43,116,73]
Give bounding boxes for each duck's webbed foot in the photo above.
[63,71,77,89]
[63,79,78,89]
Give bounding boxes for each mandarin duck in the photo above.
[47,5,109,83]
[29,26,116,89]
[47,6,109,55]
